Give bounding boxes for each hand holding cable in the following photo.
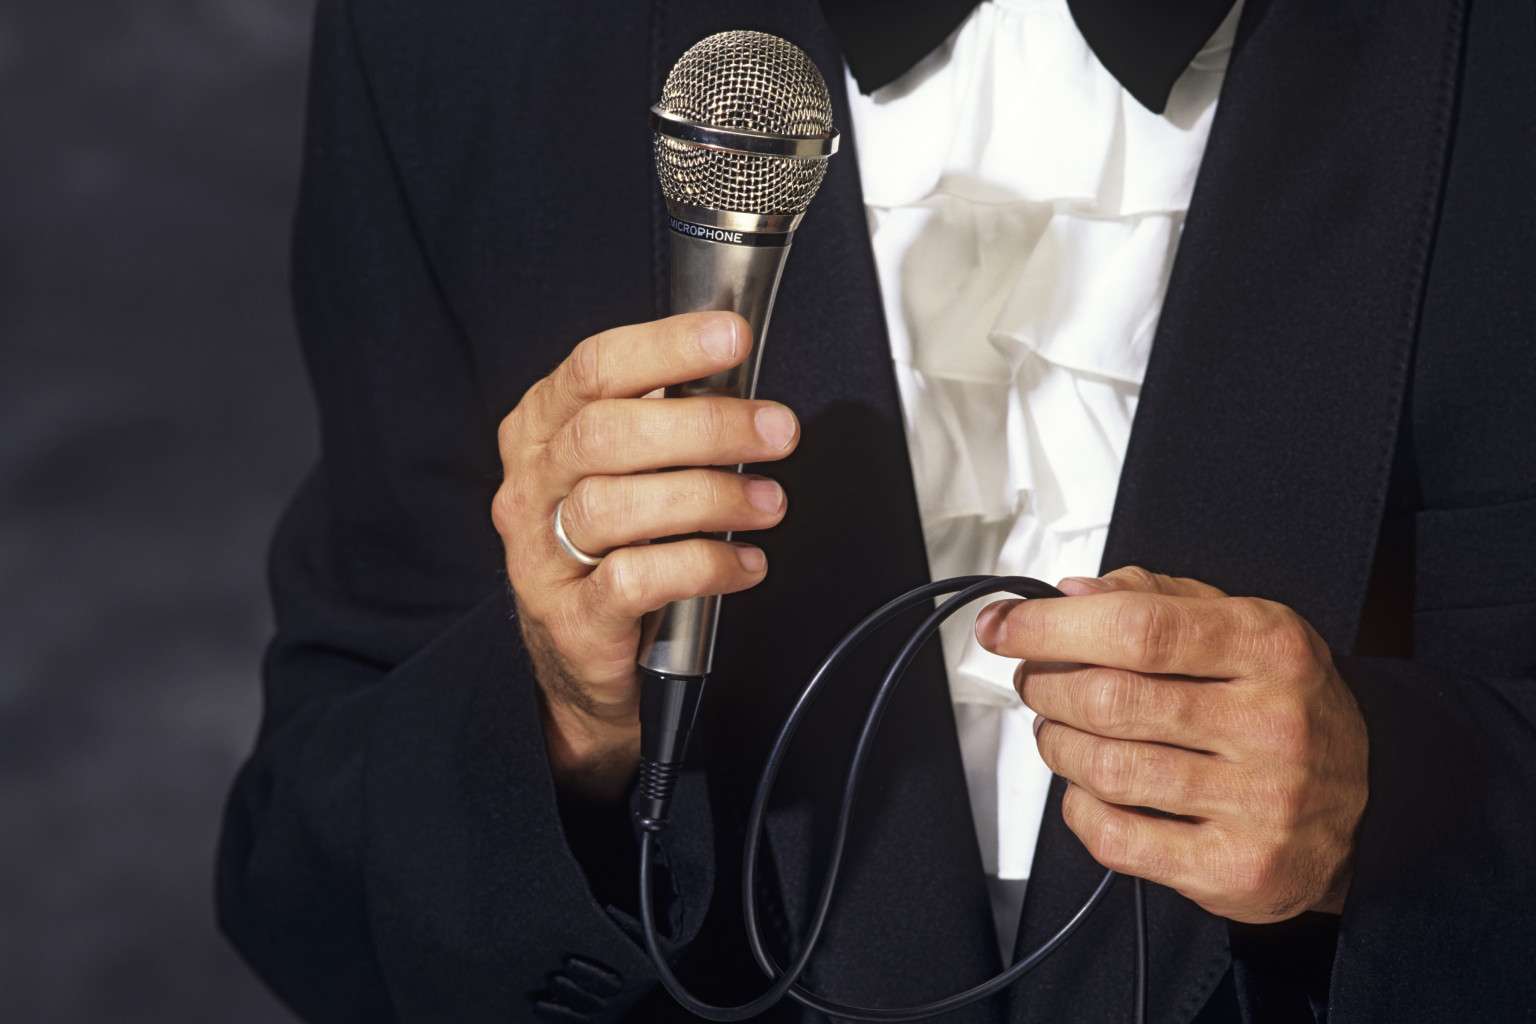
[978,566,1369,924]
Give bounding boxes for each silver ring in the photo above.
[552,497,604,567]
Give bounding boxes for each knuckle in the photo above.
[490,483,521,535]
[519,376,553,420]
[659,541,730,599]
[563,477,603,537]
[1271,612,1316,666]
[565,403,612,468]
[1243,599,1313,666]
[696,470,728,511]
[1082,671,1133,734]
[1112,596,1181,670]
[1089,807,1134,872]
[1113,565,1158,590]
[1091,741,1134,801]
[664,541,719,595]
[564,336,605,398]
[669,314,716,364]
[496,409,521,454]
[592,549,648,614]
[699,540,741,584]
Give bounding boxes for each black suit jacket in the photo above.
[217,0,1536,1020]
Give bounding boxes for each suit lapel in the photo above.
[654,0,1005,1017]
[1010,1,1465,1022]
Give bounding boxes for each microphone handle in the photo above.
[636,204,797,681]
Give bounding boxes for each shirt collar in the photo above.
[821,0,1240,114]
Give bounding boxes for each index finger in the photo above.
[523,312,749,440]
[975,591,1277,678]
[1060,565,1228,600]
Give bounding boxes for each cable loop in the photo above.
[638,576,1145,1022]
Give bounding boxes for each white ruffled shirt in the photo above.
[846,0,1239,957]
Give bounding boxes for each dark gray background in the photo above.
[2,1,315,1020]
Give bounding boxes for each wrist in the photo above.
[541,694,640,802]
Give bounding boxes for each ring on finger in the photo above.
[553,497,605,567]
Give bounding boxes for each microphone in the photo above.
[633,31,839,830]
[627,41,1143,1016]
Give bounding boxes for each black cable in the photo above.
[636,575,1149,1022]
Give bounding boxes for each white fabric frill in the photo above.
[847,0,1237,880]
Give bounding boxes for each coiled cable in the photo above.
[635,575,1149,1022]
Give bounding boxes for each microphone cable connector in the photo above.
[632,670,707,834]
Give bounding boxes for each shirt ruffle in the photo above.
[852,0,1234,710]
[848,0,1236,879]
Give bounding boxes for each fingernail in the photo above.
[698,317,741,362]
[974,600,1019,648]
[1058,576,1108,596]
[735,544,767,572]
[1033,715,1047,737]
[744,477,785,514]
[754,406,797,450]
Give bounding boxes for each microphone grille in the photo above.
[654,31,834,216]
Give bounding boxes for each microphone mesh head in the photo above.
[654,31,834,216]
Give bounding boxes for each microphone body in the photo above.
[636,203,801,680]
[631,205,799,829]
[633,30,838,830]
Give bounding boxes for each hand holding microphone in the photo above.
[495,32,837,806]
[491,312,798,800]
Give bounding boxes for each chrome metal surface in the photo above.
[640,29,838,676]
[637,228,795,678]
[652,30,835,215]
[650,106,839,159]
[552,497,604,568]
[666,200,803,236]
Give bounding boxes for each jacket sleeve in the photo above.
[1326,655,1536,1022]
[214,3,710,1019]
[1228,653,1536,1023]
